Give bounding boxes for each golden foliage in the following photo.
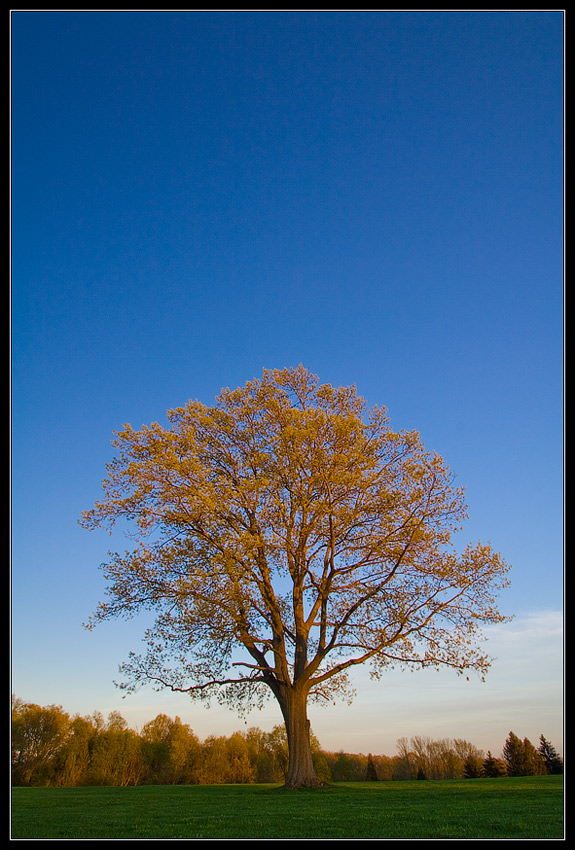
[81,366,511,710]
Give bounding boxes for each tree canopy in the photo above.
[81,366,511,787]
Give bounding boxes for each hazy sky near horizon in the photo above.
[11,11,563,757]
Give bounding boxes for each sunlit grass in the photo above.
[11,776,563,840]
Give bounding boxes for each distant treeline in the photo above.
[11,696,563,787]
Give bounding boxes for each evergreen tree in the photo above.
[502,731,526,776]
[502,731,550,777]
[538,735,563,775]
[482,750,507,777]
[366,754,379,781]
[463,755,483,778]
[453,739,484,779]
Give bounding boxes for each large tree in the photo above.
[81,366,510,788]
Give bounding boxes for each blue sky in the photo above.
[11,11,563,757]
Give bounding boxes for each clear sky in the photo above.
[11,11,563,758]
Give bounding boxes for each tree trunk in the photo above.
[279,685,323,789]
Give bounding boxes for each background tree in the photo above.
[452,738,485,779]
[395,737,417,780]
[502,731,548,777]
[141,714,201,785]
[453,738,485,779]
[87,711,143,786]
[243,727,282,783]
[141,714,174,783]
[482,751,507,777]
[522,737,547,776]
[223,732,256,784]
[262,724,290,780]
[81,366,511,788]
[502,731,525,776]
[11,698,70,786]
[538,735,563,775]
[372,754,396,781]
[312,748,332,784]
[396,735,480,780]
[326,750,368,782]
[194,734,255,785]
[366,754,379,781]
[51,714,98,786]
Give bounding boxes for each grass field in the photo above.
[11,776,564,840]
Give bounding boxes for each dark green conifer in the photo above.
[366,754,378,781]
[538,735,563,775]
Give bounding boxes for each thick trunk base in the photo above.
[283,750,325,789]
[280,686,323,789]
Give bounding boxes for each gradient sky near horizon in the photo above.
[11,11,563,758]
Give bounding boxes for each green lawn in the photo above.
[11,776,564,840]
